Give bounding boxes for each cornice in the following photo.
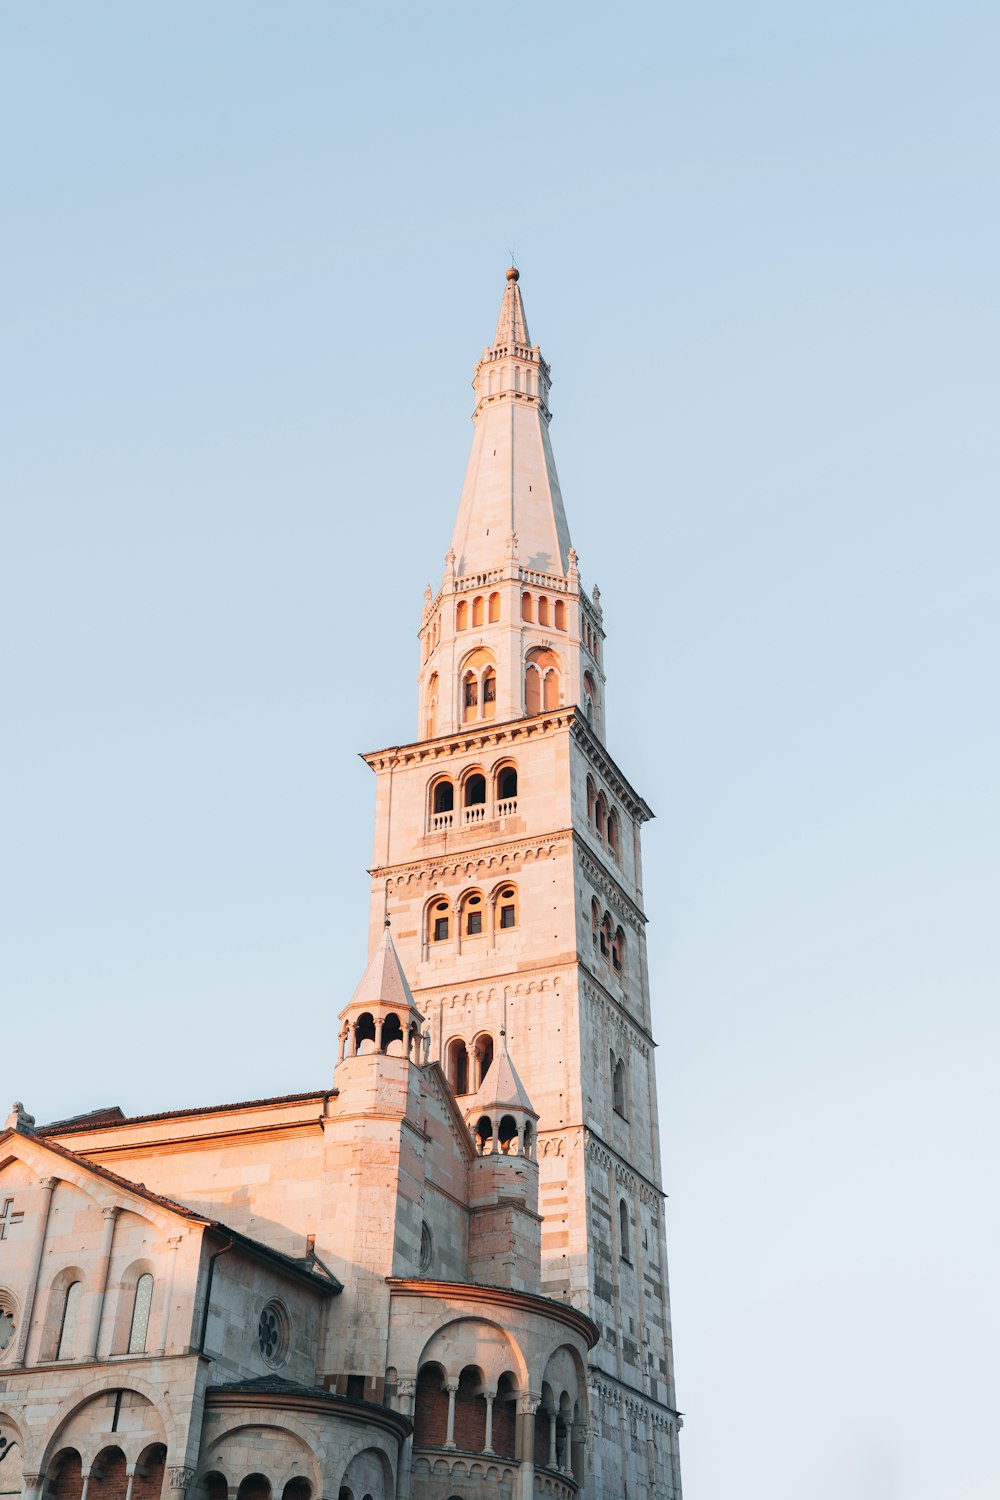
[582,1128,666,1206]
[575,839,648,929]
[586,1369,678,1429]
[579,971,654,1050]
[205,1386,411,1441]
[569,715,653,823]
[374,829,571,884]
[387,1278,599,1350]
[362,709,578,771]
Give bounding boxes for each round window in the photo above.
[257,1300,289,1368]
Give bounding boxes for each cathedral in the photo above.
[0,271,683,1500]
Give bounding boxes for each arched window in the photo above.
[496,763,517,810]
[498,1114,518,1153]
[128,1273,154,1354]
[382,1012,404,1053]
[538,596,550,626]
[521,592,534,622]
[482,666,496,719]
[612,1057,627,1117]
[474,1033,494,1087]
[587,776,597,825]
[595,793,608,842]
[474,1115,494,1154]
[429,899,450,944]
[472,595,485,627]
[607,809,620,861]
[426,672,439,739]
[525,369,534,397]
[463,773,487,825]
[488,591,501,622]
[525,647,561,716]
[56,1281,82,1360]
[554,599,566,630]
[462,890,485,937]
[456,599,468,630]
[524,664,541,716]
[463,670,478,721]
[414,1364,449,1446]
[612,925,625,974]
[446,1038,469,1095]
[497,885,518,931]
[583,670,598,727]
[591,898,600,947]
[619,1199,630,1261]
[431,777,454,831]
[600,913,612,958]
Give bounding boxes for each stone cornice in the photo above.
[580,971,654,1049]
[587,1369,678,1429]
[204,1386,411,1441]
[569,716,654,823]
[361,709,579,772]
[374,830,570,884]
[387,1278,599,1350]
[583,1128,666,1205]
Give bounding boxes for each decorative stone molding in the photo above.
[583,1132,665,1203]
[364,708,581,774]
[577,846,645,930]
[168,1469,196,1491]
[381,833,570,886]
[581,976,654,1049]
[518,1394,540,1417]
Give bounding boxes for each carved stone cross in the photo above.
[0,1197,24,1240]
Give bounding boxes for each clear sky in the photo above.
[4,4,998,1497]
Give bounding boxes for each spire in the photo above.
[336,923,424,1068]
[493,267,531,350]
[449,269,573,579]
[468,1030,536,1117]
[347,922,420,1017]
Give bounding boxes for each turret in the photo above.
[335,922,425,1114]
[463,1029,541,1292]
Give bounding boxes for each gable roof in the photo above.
[0,1124,341,1294]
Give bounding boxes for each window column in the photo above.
[444,1378,459,1448]
[83,1204,118,1359]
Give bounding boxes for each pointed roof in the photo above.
[347,922,422,1018]
[468,1032,537,1118]
[493,267,531,349]
[449,270,573,578]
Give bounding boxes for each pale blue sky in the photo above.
[3,5,998,1497]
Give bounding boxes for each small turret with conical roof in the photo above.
[463,1029,541,1293]
[336,919,425,1071]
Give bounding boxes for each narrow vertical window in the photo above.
[488,592,501,623]
[619,1200,630,1261]
[56,1281,82,1360]
[128,1274,154,1354]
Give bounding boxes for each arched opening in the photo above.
[48,1450,83,1500]
[355,1012,376,1054]
[498,1114,518,1154]
[461,890,485,938]
[493,1372,518,1459]
[56,1280,82,1360]
[496,764,518,807]
[613,1057,627,1117]
[521,592,534,622]
[538,595,550,626]
[462,669,478,722]
[524,664,541,716]
[431,777,454,831]
[482,666,496,719]
[496,885,518,931]
[525,647,561,716]
[554,598,566,630]
[381,1012,404,1053]
[282,1482,311,1500]
[201,1474,228,1500]
[429,899,450,945]
[128,1272,154,1353]
[456,1364,487,1451]
[456,599,468,630]
[474,1115,494,1154]
[591,898,600,947]
[612,925,625,974]
[446,1039,469,1095]
[0,1438,22,1500]
[619,1199,630,1262]
[600,913,612,959]
[89,1448,127,1500]
[463,772,486,824]
[586,776,597,825]
[472,595,485,627]
[522,1120,534,1158]
[607,808,620,861]
[414,1363,449,1446]
[474,1033,494,1087]
[236,1476,271,1500]
[426,672,439,739]
[488,592,501,622]
[595,793,608,842]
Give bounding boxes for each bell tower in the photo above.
[363,271,682,1499]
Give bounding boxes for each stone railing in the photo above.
[456,569,506,591]
[496,798,518,818]
[431,811,454,832]
[463,805,486,826]
[519,567,569,592]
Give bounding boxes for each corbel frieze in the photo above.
[377,831,571,886]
